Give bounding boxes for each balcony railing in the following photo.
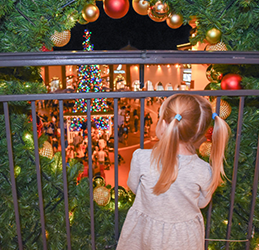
[1,51,259,250]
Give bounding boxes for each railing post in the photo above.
[3,102,23,250]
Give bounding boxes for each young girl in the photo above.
[116,94,230,250]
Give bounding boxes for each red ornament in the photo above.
[221,73,242,90]
[41,45,53,52]
[103,0,129,19]
[205,126,213,142]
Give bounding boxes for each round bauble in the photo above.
[206,28,221,45]
[93,186,111,206]
[103,0,129,19]
[132,0,150,15]
[205,126,213,142]
[41,45,53,52]
[110,186,127,201]
[51,30,71,47]
[206,65,223,82]
[206,65,213,82]
[39,141,54,159]
[166,13,183,29]
[206,41,227,51]
[93,176,105,187]
[199,141,212,157]
[148,1,169,22]
[221,73,242,90]
[211,99,232,120]
[82,3,100,22]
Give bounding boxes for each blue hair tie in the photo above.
[212,113,218,120]
[174,114,182,121]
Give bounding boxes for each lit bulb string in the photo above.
[69,116,112,132]
[71,29,109,130]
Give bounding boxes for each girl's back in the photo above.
[116,149,211,250]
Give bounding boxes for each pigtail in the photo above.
[209,115,230,193]
[152,119,180,195]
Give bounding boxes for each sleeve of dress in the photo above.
[127,149,142,194]
[198,164,212,208]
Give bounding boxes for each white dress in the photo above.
[116,149,212,250]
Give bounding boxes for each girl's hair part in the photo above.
[152,94,230,196]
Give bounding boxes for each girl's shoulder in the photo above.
[132,148,152,159]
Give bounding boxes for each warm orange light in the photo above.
[135,66,138,70]
[158,65,161,69]
[175,64,179,68]
[147,65,150,68]
[167,64,170,68]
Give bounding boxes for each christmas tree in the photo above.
[73,30,108,114]
[70,29,111,132]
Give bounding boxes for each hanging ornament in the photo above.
[206,65,214,82]
[220,73,242,90]
[82,3,100,22]
[110,186,127,201]
[132,0,150,15]
[103,0,130,19]
[39,141,54,159]
[205,126,213,142]
[50,30,71,47]
[205,28,222,45]
[206,65,223,82]
[93,186,111,206]
[41,44,53,52]
[189,16,197,29]
[93,176,105,187]
[166,13,183,29]
[206,41,227,51]
[211,99,232,120]
[148,1,169,22]
[199,141,212,157]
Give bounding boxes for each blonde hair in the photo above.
[152,94,230,195]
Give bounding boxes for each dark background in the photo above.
[54,1,191,51]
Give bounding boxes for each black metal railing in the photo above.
[1,50,259,250]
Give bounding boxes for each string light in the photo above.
[72,29,109,130]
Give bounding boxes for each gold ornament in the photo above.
[166,13,183,29]
[132,0,150,15]
[110,186,127,201]
[211,99,232,120]
[51,30,71,47]
[93,186,111,206]
[93,176,105,187]
[206,41,227,51]
[39,141,54,159]
[82,3,100,22]
[206,28,222,45]
[148,1,169,22]
[199,141,212,157]
[189,16,197,29]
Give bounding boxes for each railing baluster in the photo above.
[87,99,95,249]
[59,100,72,250]
[245,134,259,249]
[3,102,23,250]
[225,96,245,249]
[31,101,47,250]
[140,98,145,149]
[114,98,119,241]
